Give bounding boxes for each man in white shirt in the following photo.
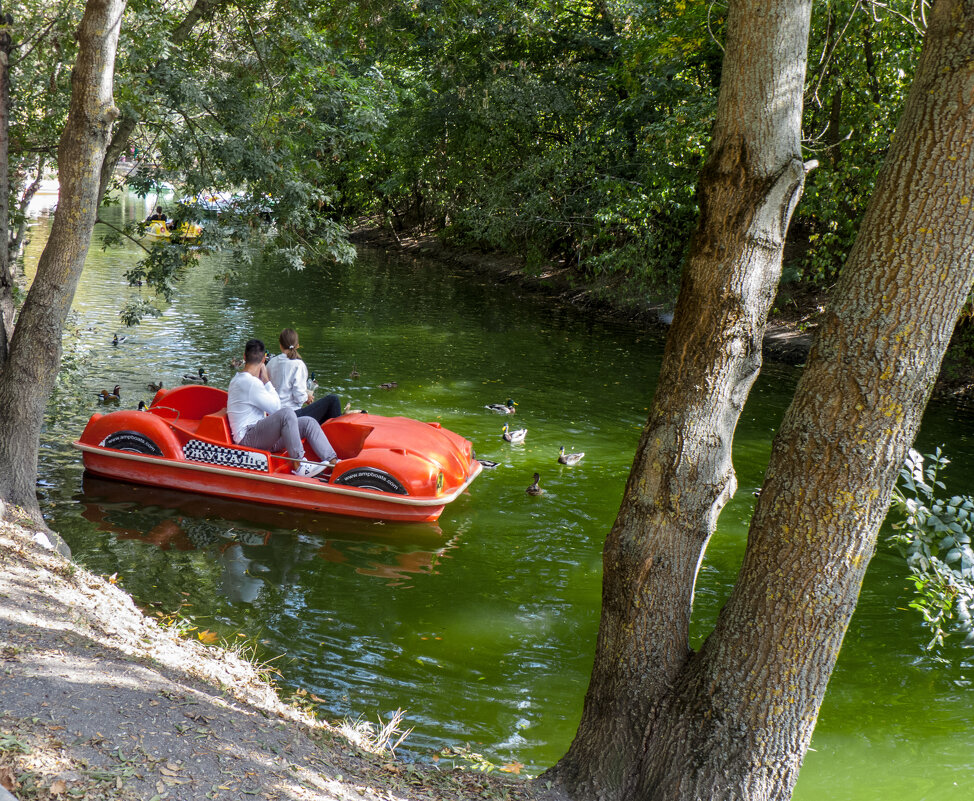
[227,339,337,478]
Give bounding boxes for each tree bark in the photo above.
[0,0,124,520]
[0,5,14,367]
[547,0,813,797]
[634,2,974,797]
[550,0,974,799]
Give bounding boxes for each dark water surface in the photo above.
[23,193,974,797]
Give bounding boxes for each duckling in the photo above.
[485,398,517,414]
[112,333,127,346]
[349,364,360,379]
[307,371,319,392]
[97,385,121,402]
[379,381,398,390]
[182,367,208,384]
[502,423,527,444]
[526,472,544,496]
[147,380,163,393]
[558,446,584,466]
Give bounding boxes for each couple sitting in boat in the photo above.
[227,330,341,479]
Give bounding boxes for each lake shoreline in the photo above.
[0,504,533,801]
[351,221,974,400]
[351,222,816,369]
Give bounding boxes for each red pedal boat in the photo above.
[74,385,482,523]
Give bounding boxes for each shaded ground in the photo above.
[0,507,533,801]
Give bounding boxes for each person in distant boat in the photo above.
[145,205,167,223]
[266,328,342,425]
[227,338,337,478]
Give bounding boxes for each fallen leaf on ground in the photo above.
[0,766,18,791]
[49,778,68,794]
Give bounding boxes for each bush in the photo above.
[889,449,974,649]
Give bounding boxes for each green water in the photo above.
[23,194,974,796]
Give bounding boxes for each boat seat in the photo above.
[197,409,232,442]
[323,420,373,459]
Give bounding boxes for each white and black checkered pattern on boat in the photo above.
[183,439,269,471]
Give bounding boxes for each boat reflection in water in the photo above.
[78,475,460,601]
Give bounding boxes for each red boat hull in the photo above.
[74,385,481,523]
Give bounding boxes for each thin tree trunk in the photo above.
[97,0,223,204]
[11,155,48,259]
[0,4,14,368]
[0,0,124,520]
[547,0,814,797]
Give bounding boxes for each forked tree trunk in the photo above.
[633,2,974,797]
[0,0,124,520]
[550,1,974,799]
[547,0,813,797]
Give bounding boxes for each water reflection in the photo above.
[78,475,458,599]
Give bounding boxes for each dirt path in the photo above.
[0,509,531,801]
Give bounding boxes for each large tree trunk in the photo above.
[0,0,124,521]
[550,0,974,799]
[634,2,974,797]
[0,4,14,367]
[547,0,813,797]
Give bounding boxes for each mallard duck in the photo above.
[502,424,527,444]
[147,380,163,393]
[112,333,127,346]
[230,357,244,369]
[380,381,398,390]
[307,371,319,392]
[486,398,517,414]
[97,385,121,402]
[476,458,500,469]
[349,364,360,379]
[558,446,584,466]
[526,472,544,496]
[343,402,366,414]
[137,400,148,411]
[182,367,208,384]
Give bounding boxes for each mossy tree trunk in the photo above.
[547,0,814,796]
[548,1,974,799]
[0,0,124,521]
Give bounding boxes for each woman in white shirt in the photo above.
[266,328,342,424]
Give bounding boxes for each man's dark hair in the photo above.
[244,339,266,365]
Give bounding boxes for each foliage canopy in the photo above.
[6,0,930,316]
